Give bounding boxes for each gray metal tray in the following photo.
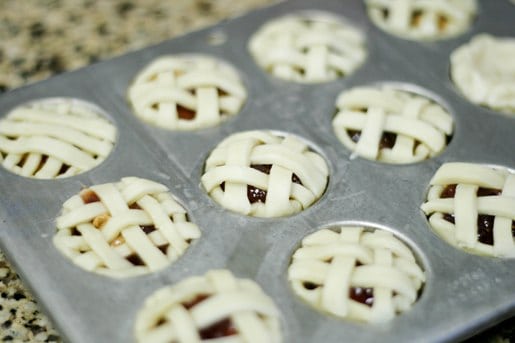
[1,0,514,342]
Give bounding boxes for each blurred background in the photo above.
[0,0,513,342]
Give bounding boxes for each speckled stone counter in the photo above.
[0,0,513,342]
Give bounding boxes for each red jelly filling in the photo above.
[221,164,302,204]
[182,294,237,339]
[347,130,397,150]
[439,184,514,245]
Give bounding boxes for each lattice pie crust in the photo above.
[135,269,282,343]
[366,0,477,41]
[54,177,200,277]
[421,162,515,257]
[201,130,329,218]
[451,34,515,115]
[288,226,425,323]
[128,55,247,130]
[248,12,366,83]
[332,86,453,164]
[0,98,116,179]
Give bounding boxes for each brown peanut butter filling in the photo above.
[78,189,171,265]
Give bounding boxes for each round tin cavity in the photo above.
[248,10,367,83]
[288,224,426,323]
[0,97,117,179]
[421,162,515,258]
[365,0,477,41]
[127,54,247,131]
[53,176,201,278]
[201,130,330,218]
[332,84,454,164]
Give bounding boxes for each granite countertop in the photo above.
[0,0,513,342]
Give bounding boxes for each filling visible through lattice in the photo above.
[248,12,366,83]
[128,55,247,130]
[332,86,454,164]
[288,226,426,323]
[201,130,329,218]
[421,162,515,257]
[54,177,201,277]
[134,269,282,343]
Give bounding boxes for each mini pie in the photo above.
[128,55,247,130]
[288,226,425,323]
[365,0,477,41]
[450,34,515,114]
[0,98,116,179]
[421,162,515,257]
[135,269,282,343]
[201,130,329,218]
[248,12,366,83]
[54,177,201,277]
[332,86,453,164]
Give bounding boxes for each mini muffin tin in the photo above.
[0,0,514,342]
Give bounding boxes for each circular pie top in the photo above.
[365,0,477,41]
[201,130,329,218]
[421,162,515,257]
[288,226,425,323]
[128,55,247,130]
[450,34,515,115]
[332,85,453,164]
[0,98,116,179]
[54,177,201,277]
[135,269,282,343]
[248,12,366,83]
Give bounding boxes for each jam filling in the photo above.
[349,287,374,307]
[182,294,237,339]
[81,189,100,204]
[220,164,302,204]
[439,184,514,245]
[347,130,397,149]
[177,105,195,120]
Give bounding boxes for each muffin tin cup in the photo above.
[0,0,514,342]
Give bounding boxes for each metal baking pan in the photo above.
[0,0,514,342]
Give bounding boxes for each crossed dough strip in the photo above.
[366,0,477,41]
[288,226,425,323]
[421,162,515,257]
[201,130,329,218]
[332,86,453,164]
[135,269,282,343]
[0,99,116,179]
[128,55,247,130]
[54,177,201,277]
[451,34,515,115]
[248,12,366,83]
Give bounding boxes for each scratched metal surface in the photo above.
[0,0,514,342]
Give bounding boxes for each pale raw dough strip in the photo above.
[0,99,116,179]
[421,162,515,257]
[450,34,515,114]
[128,55,247,130]
[201,130,329,218]
[248,12,366,83]
[135,269,282,343]
[54,177,201,277]
[288,226,425,323]
[366,0,477,40]
[333,86,453,164]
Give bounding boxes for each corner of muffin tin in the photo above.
[0,0,515,342]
